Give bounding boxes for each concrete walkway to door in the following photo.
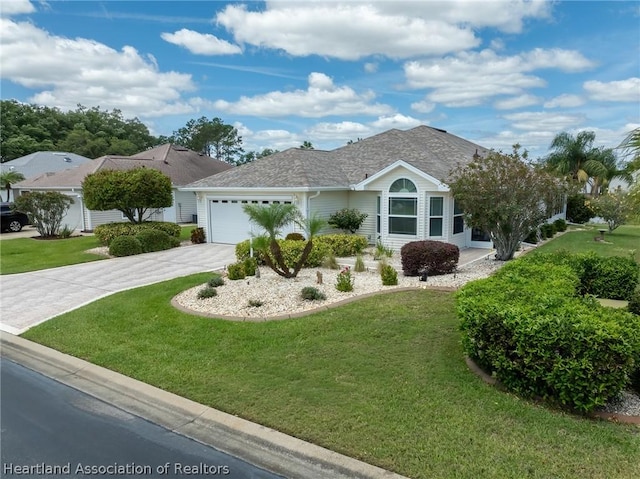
[0,243,236,335]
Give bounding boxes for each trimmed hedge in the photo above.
[457,258,640,412]
[109,235,143,257]
[522,251,639,300]
[400,240,460,276]
[314,234,368,257]
[95,221,181,245]
[135,229,178,253]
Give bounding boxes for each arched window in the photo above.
[388,178,417,235]
[389,178,417,193]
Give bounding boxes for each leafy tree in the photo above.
[82,168,172,223]
[544,131,608,185]
[328,208,368,233]
[0,101,157,161]
[243,203,326,278]
[13,191,74,237]
[589,189,633,232]
[448,146,564,261]
[0,170,26,201]
[172,117,243,163]
[299,141,314,150]
[236,148,280,166]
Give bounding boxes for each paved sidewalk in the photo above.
[0,243,235,334]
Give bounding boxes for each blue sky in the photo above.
[1,0,638,160]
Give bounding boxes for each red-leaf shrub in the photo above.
[400,240,460,276]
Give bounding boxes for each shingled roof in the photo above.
[15,144,233,189]
[185,126,489,190]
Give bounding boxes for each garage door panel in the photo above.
[209,199,294,244]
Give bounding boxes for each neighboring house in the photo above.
[182,125,499,250]
[0,151,92,201]
[13,144,232,231]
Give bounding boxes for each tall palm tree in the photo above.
[545,131,607,184]
[0,170,26,201]
[589,147,634,197]
[618,128,640,173]
[242,203,326,278]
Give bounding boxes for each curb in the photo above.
[1,333,410,479]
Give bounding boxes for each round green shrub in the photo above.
[135,229,174,253]
[208,275,225,287]
[242,257,257,276]
[227,262,246,280]
[197,286,217,299]
[553,218,568,232]
[285,232,306,241]
[108,235,143,257]
[400,240,459,276]
[380,264,398,286]
[566,194,595,224]
[301,286,327,301]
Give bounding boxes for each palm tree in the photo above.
[589,147,634,197]
[545,131,607,184]
[0,170,26,201]
[242,203,326,278]
[618,128,640,173]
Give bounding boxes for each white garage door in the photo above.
[209,199,294,244]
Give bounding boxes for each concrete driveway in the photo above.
[0,243,235,335]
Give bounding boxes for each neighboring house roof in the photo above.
[14,144,233,189]
[185,125,489,190]
[0,151,93,179]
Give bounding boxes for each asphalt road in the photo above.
[0,358,283,479]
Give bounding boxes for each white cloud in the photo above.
[374,0,552,34]
[364,62,378,73]
[305,121,372,140]
[544,94,585,108]
[213,72,394,118]
[0,0,35,17]
[404,48,595,107]
[584,77,640,102]
[410,100,436,114]
[503,111,587,131]
[217,3,480,60]
[370,114,423,130]
[161,29,241,55]
[0,19,196,118]
[494,94,540,110]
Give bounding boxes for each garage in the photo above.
[209,199,294,244]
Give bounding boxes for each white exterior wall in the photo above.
[308,190,349,235]
[174,190,198,223]
[347,191,377,243]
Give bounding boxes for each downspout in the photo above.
[306,191,321,219]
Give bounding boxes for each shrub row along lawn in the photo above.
[0,235,104,275]
[23,275,640,479]
[533,224,640,263]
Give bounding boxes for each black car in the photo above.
[1,202,30,232]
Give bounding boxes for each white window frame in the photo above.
[388,179,418,236]
[428,196,444,237]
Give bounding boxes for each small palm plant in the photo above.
[242,203,326,278]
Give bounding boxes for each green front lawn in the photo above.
[532,224,640,263]
[23,275,640,479]
[0,235,104,274]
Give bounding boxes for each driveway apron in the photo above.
[0,244,235,335]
